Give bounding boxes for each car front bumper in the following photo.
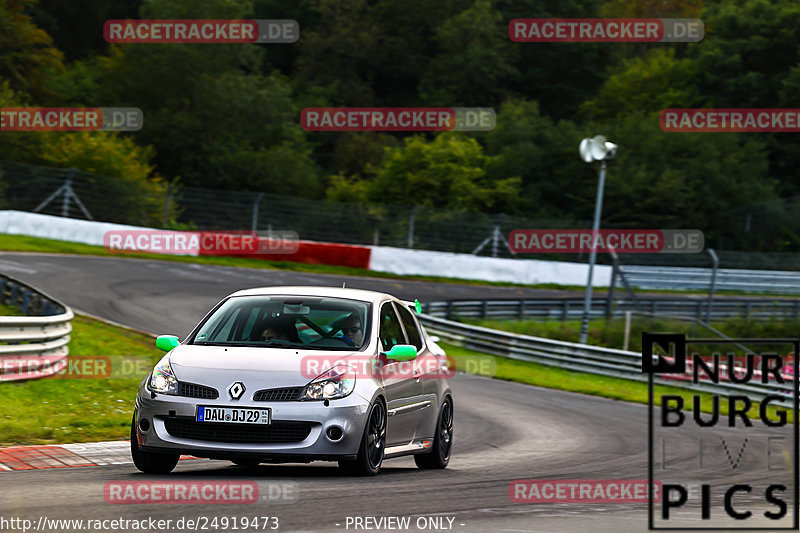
[134,384,370,461]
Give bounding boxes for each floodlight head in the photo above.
[579,138,593,163]
[603,141,618,160]
[589,135,607,160]
[579,135,617,162]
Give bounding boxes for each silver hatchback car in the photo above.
[131,286,454,475]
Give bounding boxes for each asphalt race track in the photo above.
[0,253,595,336]
[0,253,795,532]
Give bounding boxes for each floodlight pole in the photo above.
[579,160,607,345]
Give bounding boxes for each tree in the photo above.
[419,0,519,107]
[329,134,521,212]
[0,0,64,102]
[598,112,776,242]
[68,0,321,195]
[580,48,701,121]
[477,99,586,219]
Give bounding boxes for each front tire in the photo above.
[339,399,386,476]
[415,396,453,469]
[130,416,179,474]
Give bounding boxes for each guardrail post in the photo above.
[562,300,569,321]
[606,252,618,319]
[746,301,752,320]
[446,301,453,320]
[705,248,719,323]
[21,289,31,314]
[623,310,632,351]
[481,301,488,318]
[408,205,419,248]
[794,301,799,319]
[251,193,265,232]
[518,300,525,319]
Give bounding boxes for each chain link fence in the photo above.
[5,159,800,269]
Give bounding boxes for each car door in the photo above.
[377,301,424,446]
[395,303,439,440]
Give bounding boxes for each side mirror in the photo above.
[156,335,180,352]
[383,344,417,361]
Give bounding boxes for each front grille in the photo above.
[164,418,313,444]
[178,382,219,399]
[253,387,303,402]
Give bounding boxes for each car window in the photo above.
[191,295,371,350]
[396,303,423,351]
[378,302,404,352]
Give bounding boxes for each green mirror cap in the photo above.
[414,299,422,315]
[384,344,417,361]
[156,335,180,352]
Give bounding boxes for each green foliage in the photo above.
[61,0,320,195]
[478,100,585,219]
[419,0,519,107]
[330,134,521,212]
[7,0,800,253]
[0,0,64,102]
[599,112,775,236]
[581,49,701,121]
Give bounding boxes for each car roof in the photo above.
[227,286,396,304]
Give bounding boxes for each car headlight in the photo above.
[300,365,356,400]
[148,354,179,395]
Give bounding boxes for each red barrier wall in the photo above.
[219,239,372,269]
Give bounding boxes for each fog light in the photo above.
[326,426,344,441]
[138,418,151,432]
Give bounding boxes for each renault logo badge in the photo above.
[229,381,245,400]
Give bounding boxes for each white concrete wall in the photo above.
[369,245,612,287]
[0,210,150,246]
[0,210,613,286]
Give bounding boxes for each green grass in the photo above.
[0,233,542,289]
[0,315,162,445]
[443,341,792,424]
[2,233,792,297]
[465,316,800,353]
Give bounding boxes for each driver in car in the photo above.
[337,313,363,348]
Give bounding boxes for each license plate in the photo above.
[196,406,270,424]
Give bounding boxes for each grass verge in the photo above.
[0,314,161,445]
[1,311,790,445]
[0,233,545,289]
[442,341,792,424]
[0,233,786,297]
[465,316,800,353]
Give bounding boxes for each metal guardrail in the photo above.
[0,275,73,381]
[419,314,794,404]
[422,297,800,322]
[623,265,800,294]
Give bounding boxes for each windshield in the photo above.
[190,295,371,351]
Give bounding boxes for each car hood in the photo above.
[168,344,365,391]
